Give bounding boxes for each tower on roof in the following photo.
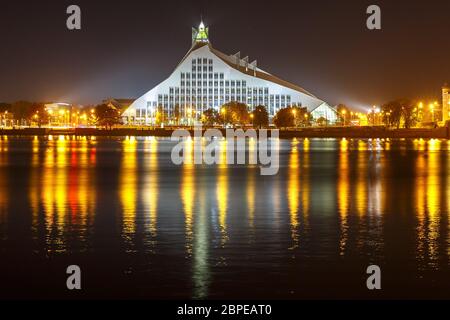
[192,21,209,44]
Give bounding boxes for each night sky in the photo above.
[0,0,449,109]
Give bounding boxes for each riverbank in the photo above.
[0,126,449,139]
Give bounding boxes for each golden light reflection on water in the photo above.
[29,136,97,252]
[247,139,256,233]
[338,139,350,256]
[192,168,210,299]
[217,139,229,247]
[177,137,211,298]
[0,137,9,225]
[285,138,311,250]
[181,138,195,255]
[120,137,138,250]
[448,154,450,259]
[413,138,427,151]
[426,148,440,266]
[40,137,67,251]
[271,139,281,227]
[415,140,442,269]
[246,170,256,234]
[30,138,40,229]
[356,141,368,217]
[142,138,159,245]
[70,138,95,232]
[416,152,427,261]
[1,136,450,283]
[288,140,300,249]
[301,139,310,225]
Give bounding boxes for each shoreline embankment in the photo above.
[0,126,449,139]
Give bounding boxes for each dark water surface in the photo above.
[0,136,449,299]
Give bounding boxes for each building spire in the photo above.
[192,19,209,44]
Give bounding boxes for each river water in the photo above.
[0,136,449,299]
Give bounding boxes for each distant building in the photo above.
[443,85,449,122]
[44,102,72,112]
[44,102,73,127]
[123,21,338,125]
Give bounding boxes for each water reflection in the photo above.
[247,139,256,234]
[0,137,9,229]
[286,138,311,251]
[338,139,350,256]
[300,139,310,229]
[120,137,138,251]
[288,140,300,249]
[0,137,449,298]
[25,136,97,253]
[356,140,368,217]
[415,140,442,269]
[181,138,195,255]
[142,138,159,248]
[192,165,210,299]
[216,139,228,247]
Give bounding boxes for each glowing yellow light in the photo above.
[288,145,299,248]
[181,138,195,254]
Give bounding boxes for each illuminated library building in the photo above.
[123,22,338,125]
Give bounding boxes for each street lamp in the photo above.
[292,109,297,128]
[429,103,435,122]
[341,110,347,126]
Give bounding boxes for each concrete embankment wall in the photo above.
[278,127,449,139]
[0,127,449,139]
